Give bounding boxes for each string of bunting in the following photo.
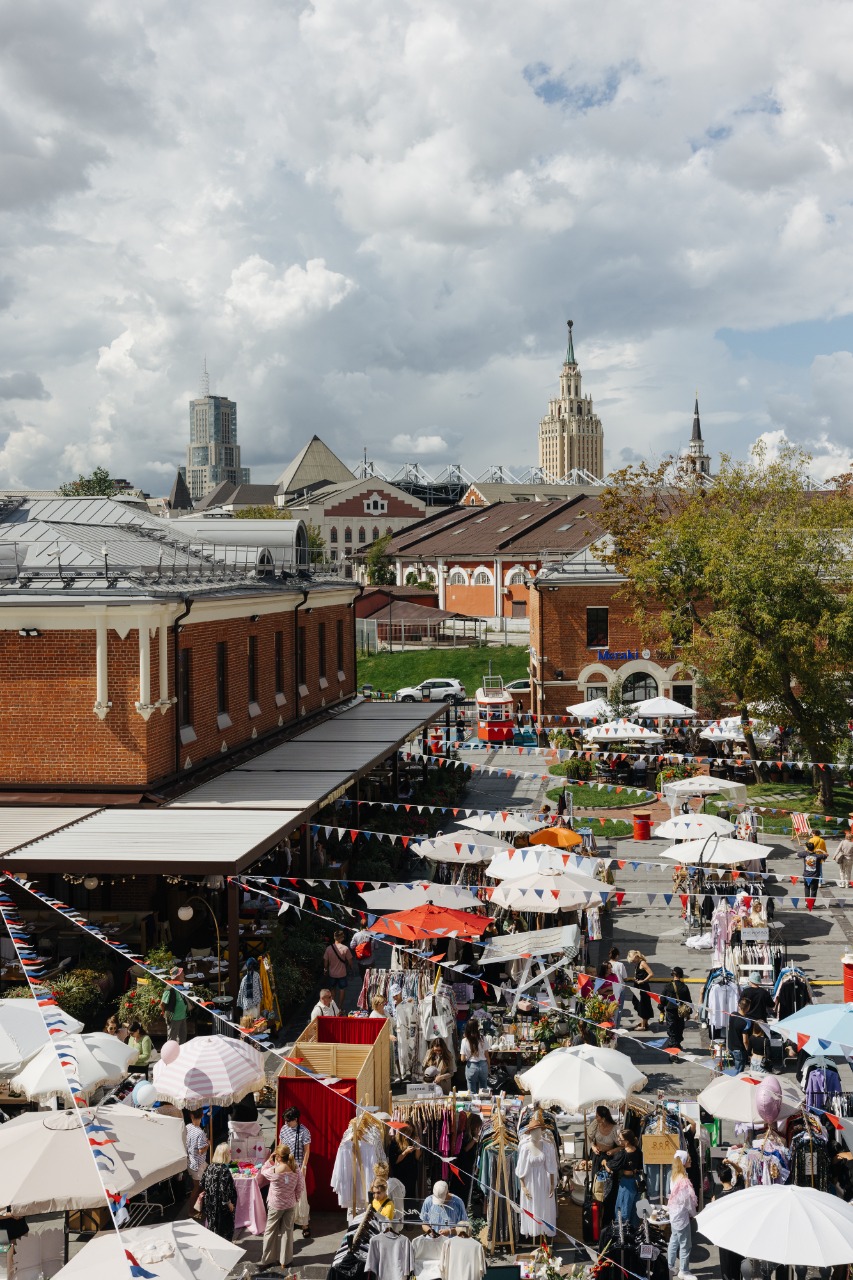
[457,739,853,774]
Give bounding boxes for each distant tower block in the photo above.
[182,362,250,500]
[537,320,604,480]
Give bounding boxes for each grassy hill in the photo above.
[356,646,529,696]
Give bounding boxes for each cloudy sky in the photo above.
[0,0,852,494]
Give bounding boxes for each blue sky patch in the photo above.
[717,316,853,367]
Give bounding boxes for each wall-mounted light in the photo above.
[250,614,260,623]
[17,628,40,637]
[83,876,100,891]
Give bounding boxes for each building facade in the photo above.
[537,321,604,480]
[0,497,357,792]
[292,478,427,564]
[183,392,250,500]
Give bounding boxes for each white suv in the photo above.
[395,678,467,704]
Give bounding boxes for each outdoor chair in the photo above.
[791,812,814,846]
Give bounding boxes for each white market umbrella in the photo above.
[10,1032,139,1102]
[631,696,696,719]
[700,716,779,747]
[55,1218,245,1279]
[696,1071,804,1123]
[658,836,769,866]
[558,1044,647,1097]
[488,873,600,913]
[519,1045,644,1111]
[653,814,735,840]
[359,882,482,912]
[152,1034,266,1108]
[0,1104,187,1214]
[695,1184,853,1267]
[582,718,664,743]
[663,775,749,804]
[486,847,600,885]
[414,833,509,863]
[565,697,612,720]
[0,997,84,1075]
[460,811,543,835]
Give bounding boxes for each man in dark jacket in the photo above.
[662,966,691,1049]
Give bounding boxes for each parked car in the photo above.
[395,678,467,703]
[504,678,531,693]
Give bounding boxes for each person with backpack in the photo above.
[160,967,188,1043]
[323,930,355,1012]
[350,924,374,982]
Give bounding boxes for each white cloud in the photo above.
[225,257,354,331]
[390,432,449,456]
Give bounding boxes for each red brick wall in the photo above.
[326,492,424,518]
[0,600,357,790]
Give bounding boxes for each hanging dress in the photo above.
[516,1132,558,1238]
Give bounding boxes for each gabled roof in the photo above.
[168,469,193,511]
[224,483,279,507]
[462,482,601,506]
[383,495,602,559]
[288,475,426,511]
[276,435,355,495]
[195,480,236,511]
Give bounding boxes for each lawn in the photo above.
[356,646,529,697]
[546,778,645,810]
[705,781,853,835]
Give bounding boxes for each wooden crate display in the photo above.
[284,1017,391,1111]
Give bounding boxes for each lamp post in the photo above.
[177,896,222,996]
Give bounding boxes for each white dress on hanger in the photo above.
[516,1130,558,1237]
[394,998,417,1079]
[330,1123,386,1211]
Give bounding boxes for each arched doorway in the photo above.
[622,671,658,704]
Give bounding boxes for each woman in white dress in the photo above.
[516,1111,558,1238]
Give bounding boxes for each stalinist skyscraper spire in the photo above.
[537,320,604,479]
[682,393,712,478]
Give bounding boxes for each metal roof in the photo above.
[238,740,395,772]
[169,770,353,810]
[0,807,100,855]
[384,495,602,559]
[1,809,295,874]
[275,436,355,494]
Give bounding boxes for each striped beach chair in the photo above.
[791,812,814,846]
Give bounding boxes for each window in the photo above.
[448,569,467,585]
[318,621,327,681]
[274,630,285,696]
[372,526,379,541]
[358,526,366,543]
[511,600,527,618]
[216,642,228,715]
[344,527,352,544]
[506,568,527,586]
[297,626,306,687]
[330,526,338,544]
[472,568,492,585]
[247,634,258,703]
[178,649,192,727]
[586,607,609,648]
[336,618,345,673]
[586,685,608,700]
[386,526,393,537]
[622,672,658,703]
[672,683,694,708]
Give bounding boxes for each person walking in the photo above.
[609,947,628,1028]
[459,1019,490,1093]
[199,1143,237,1241]
[666,1154,698,1280]
[627,950,654,1031]
[185,1110,209,1196]
[259,1144,305,1269]
[727,998,752,1074]
[662,967,691,1049]
[277,1106,312,1239]
[236,957,262,1021]
[350,923,374,984]
[323,929,354,1012]
[160,968,188,1043]
[800,837,828,899]
[834,833,853,887]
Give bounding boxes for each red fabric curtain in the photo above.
[276,1076,356,1212]
[316,1015,385,1045]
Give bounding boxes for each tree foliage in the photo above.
[59,466,118,497]
[233,504,291,519]
[306,522,326,557]
[365,533,396,585]
[595,443,853,807]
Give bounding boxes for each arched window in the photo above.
[472,568,493,586]
[386,526,393,537]
[506,568,527,586]
[448,569,467,585]
[344,527,352,544]
[358,526,366,543]
[330,526,338,544]
[622,672,659,704]
[372,526,379,541]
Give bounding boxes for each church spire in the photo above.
[692,392,702,442]
[566,319,576,366]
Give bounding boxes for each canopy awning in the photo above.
[478,924,580,964]
[0,807,100,855]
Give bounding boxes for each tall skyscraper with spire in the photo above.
[181,362,250,500]
[537,320,604,480]
[683,395,711,478]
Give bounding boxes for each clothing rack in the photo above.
[488,1105,517,1256]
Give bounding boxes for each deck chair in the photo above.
[791,812,814,846]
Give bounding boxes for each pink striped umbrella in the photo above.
[152,1035,266,1108]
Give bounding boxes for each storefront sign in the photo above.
[594,648,640,661]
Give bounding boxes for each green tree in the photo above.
[59,465,117,497]
[306,522,326,559]
[233,504,291,519]
[365,533,396,585]
[595,442,853,809]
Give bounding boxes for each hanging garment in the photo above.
[394,999,417,1080]
[328,1208,383,1280]
[365,1227,415,1280]
[332,1122,388,1213]
[411,1233,443,1280]
[439,1235,486,1280]
[515,1130,558,1238]
[420,992,456,1069]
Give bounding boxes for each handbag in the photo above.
[592,1170,612,1202]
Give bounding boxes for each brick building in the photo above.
[0,496,358,794]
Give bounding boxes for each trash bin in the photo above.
[843,953,853,1002]
[633,811,651,841]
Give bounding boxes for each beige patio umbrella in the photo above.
[10,1032,138,1102]
[519,1045,646,1110]
[152,1034,266,1108]
[0,1104,187,1214]
[0,997,84,1075]
[55,1219,245,1279]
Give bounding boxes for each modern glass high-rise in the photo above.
[182,390,250,500]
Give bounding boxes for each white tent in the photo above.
[582,718,664,743]
[699,715,779,746]
[359,882,482,912]
[695,1185,853,1268]
[414,833,510,863]
[663,775,749,808]
[564,697,611,720]
[519,1046,645,1111]
[653,814,735,840]
[486,847,598,881]
[631,695,696,718]
[459,811,543,834]
[489,873,601,913]
[697,1071,804,1123]
[657,836,769,866]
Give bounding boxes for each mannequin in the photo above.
[516,1110,558,1238]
